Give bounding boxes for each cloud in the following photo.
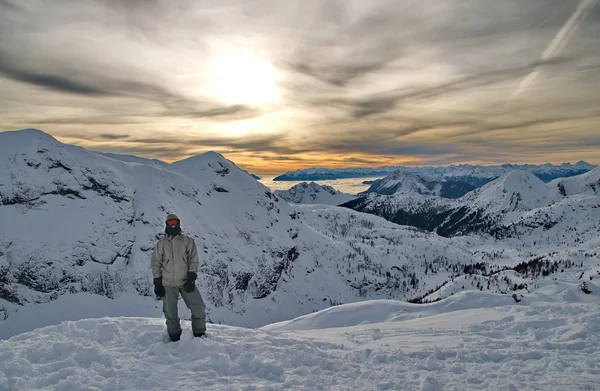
[0,58,256,120]
[0,64,109,96]
[298,56,575,119]
[98,133,130,140]
[1,0,599,168]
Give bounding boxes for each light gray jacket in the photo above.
[151,233,199,287]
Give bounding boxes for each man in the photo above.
[151,213,206,341]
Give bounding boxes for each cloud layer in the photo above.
[1,0,599,173]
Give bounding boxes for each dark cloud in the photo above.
[342,157,389,165]
[98,133,130,140]
[30,117,144,126]
[0,65,109,96]
[131,132,293,154]
[0,53,256,120]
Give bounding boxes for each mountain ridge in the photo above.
[274,182,356,205]
[274,161,597,182]
[0,129,476,328]
[343,167,600,239]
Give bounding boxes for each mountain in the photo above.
[550,165,600,196]
[364,172,435,196]
[274,161,596,182]
[274,167,396,181]
[461,170,561,214]
[343,168,600,240]
[365,171,477,199]
[0,129,477,330]
[273,182,356,205]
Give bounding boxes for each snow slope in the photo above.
[462,170,561,214]
[274,182,356,205]
[0,129,476,334]
[550,165,600,196]
[2,273,598,391]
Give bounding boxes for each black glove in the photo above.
[153,277,165,298]
[184,272,197,293]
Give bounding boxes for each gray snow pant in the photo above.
[163,285,206,338]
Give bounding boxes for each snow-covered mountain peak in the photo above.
[173,150,226,165]
[170,151,232,174]
[169,151,270,197]
[464,170,559,214]
[367,170,434,196]
[287,182,339,196]
[274,182,355,205]
[495,170,544,191]
[0,128,62,153]
[574,160,595,169]
[551,165,600,196]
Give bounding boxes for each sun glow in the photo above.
[209,54,280,106]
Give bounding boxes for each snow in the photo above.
[463,170,561,214]
[0,293,162,340]
[274,182,356,205]
[2,272,599,390]
[366,171,435,196]
[550,165,600,196]
[0,129,478,332]
[2,128,600,390]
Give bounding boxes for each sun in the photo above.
[208,54,280,106]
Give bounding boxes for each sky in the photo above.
[1,0,599,174]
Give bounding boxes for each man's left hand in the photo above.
[184,272,197,292]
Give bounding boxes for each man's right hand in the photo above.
[153,277,165,298]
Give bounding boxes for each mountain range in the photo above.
[0,129,477,331]
[342,167,600,240]
[273,161,596,183]
[1,128,599,339]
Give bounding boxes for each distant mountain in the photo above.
[250,174,261,180]
[365,172,435,196]
[274,162,596,182]
[343,168,600,239]
[365,171,477,199]
[439,180,478,199]
[274,182,356,205]
[274,167,395,181]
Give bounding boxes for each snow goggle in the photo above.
[166,219,180,227]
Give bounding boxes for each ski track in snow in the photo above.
[1,298,599,391]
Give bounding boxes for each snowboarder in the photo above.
[151,213,206,341]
